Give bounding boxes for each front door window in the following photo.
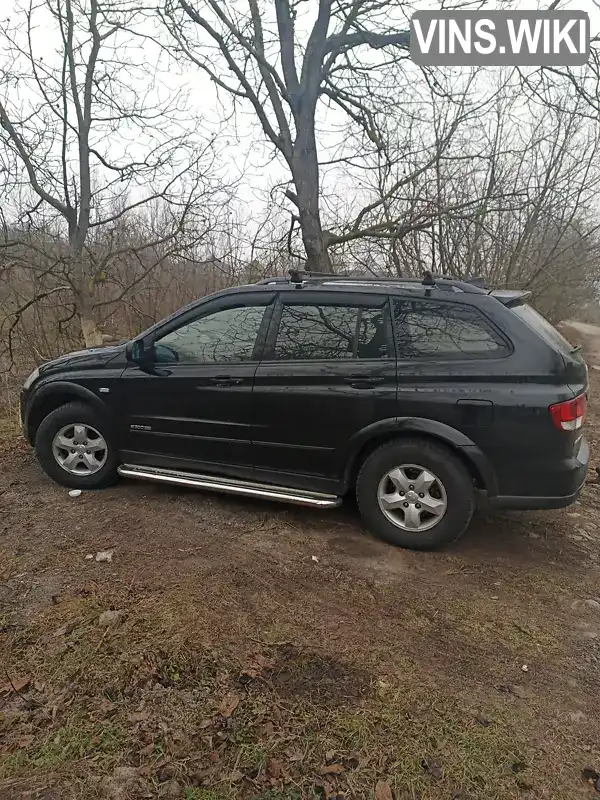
[155,305,266,363]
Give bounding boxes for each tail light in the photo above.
[549,394,587,431]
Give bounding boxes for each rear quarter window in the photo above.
[393,298,511,359]
[511,304,575,355]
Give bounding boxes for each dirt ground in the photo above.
[1,327,600,800]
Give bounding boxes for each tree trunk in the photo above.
[80,316,104,348]
[291,128,333,272]
[69,240,104,348]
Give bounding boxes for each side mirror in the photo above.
[127,338,177,368]
[128,338,153,366]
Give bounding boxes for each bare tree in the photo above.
[161,0,428,271]
[0,0,224,348]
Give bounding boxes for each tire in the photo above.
[356,437,475,550]
[35,401,118,489]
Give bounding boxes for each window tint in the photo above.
[155,305,265,363]
[274,304,389,360]
[393,299,509,359]
[512,304,575,355]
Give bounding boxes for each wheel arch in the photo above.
[26,382,106,444]
[343,418,497,497]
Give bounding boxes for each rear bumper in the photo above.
[490,435,589,510]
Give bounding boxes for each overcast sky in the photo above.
[1,0,599,235]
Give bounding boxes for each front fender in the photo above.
[342,417,498,497]
[24,380,108,442]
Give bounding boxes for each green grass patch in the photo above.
[0,716,128,779]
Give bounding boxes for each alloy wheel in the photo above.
[377,463,447,531]
[51,423,108,476]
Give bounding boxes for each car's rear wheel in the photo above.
[35,401,118,489]
[356,437,475,550]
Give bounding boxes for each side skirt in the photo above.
[117,464,342,509]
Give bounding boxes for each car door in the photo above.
[390,294,514,476]
[251,291,398,492]
[120,292,274,477]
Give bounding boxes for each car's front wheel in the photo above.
[356,437,475,550]
[35,401,118,489]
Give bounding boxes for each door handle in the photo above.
[343,375,385,388]
[207,375,243,387]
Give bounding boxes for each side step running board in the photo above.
[117,464,342,509]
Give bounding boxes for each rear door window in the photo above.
[393,298,510,359]
[273,304,389,360]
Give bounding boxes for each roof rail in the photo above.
[255,270,487,293]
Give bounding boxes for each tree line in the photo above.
[1,0,599,373]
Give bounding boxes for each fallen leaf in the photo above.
[139,743,155,757]
[99,697,116,715]
[163,778,183,797]
[252,653,274,669]
[53,623,76,637]
[582,767,600,783]
[375,780,394,800]
[267,758,282,778]
[315,779,335,798]
[516,779,534,792]
[498,683,531,699]
[421,758,443,779]
[219,692,240,718]
[0,674,32,694]
[188,766,217,783]
[17,735,34,749]
[98,609,122,627]
[321,763,345,775]
[158,764,177,781]
[239,652,275,684]
[238,669,259,684]
[128,710,149,724]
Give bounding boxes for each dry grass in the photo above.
[0,593,551,799]
[2,333,600,798]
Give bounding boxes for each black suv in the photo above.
[20,272,589,549]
